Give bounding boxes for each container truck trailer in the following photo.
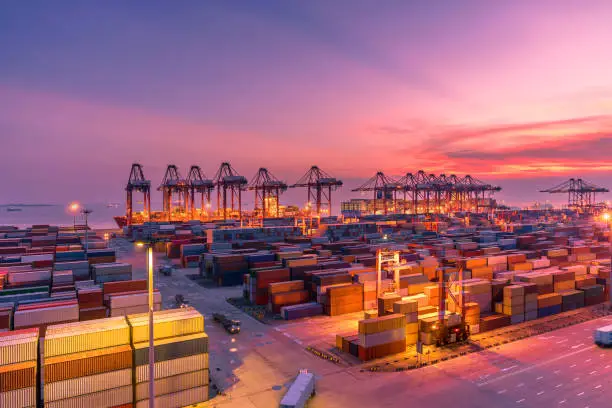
[280,370,315,408]
[594,324,612,347]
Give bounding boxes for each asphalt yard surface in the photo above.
[113,237,612,408]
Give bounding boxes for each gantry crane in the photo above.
[247,168,288,218]
[158,164,188,221]
[352,172,402,215]
[540,178,609,213]
[186,165,215,219]
[460,175,501,213]
[214,162,247,222]
[125,163,151,226]
[396,171,501,215]
[290,166,343,216]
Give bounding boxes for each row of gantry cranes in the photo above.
[124,162,506,226]
[123,162,609,226]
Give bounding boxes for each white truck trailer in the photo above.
[280,370,316,408]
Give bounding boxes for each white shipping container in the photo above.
[44,368,132,402]
[110,291,162,309]
[0,386,36,408]
[135,369,209,400]
[92,263,132,275]
[44,385,132,408]
[21,254,54,263]
[54,261,90,272]
[135,353,209,383]
[14,304,79,328]
[8,269,52,284]
[358,327,406,348]
[487,255,507,266]
[110,303,161,317]
[135,385,209,408]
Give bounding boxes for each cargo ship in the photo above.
[6,207,22,212]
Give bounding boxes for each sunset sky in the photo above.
[1,1,612,208]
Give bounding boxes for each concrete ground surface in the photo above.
[113,238,612,408]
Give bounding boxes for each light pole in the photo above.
[137,241,155,407]
[69,202,80,231]
[82,208,92,256]
[604,212,612,309]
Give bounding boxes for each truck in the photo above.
[158,264,174,276]
[279,370,315,408]
[213,313,241,334]
[594,324,612,347]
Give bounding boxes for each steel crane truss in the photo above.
[214,162,247,221]
[290,166,343,216]
[125,163,151,226]
[248,168,288,218]
[540,178,608,213]
[396,171,501,215]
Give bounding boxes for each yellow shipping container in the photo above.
[44,318,130,358]
[127,309,204,343]
[406,333,418,345]
[503,304,525,315]
[405,322,419,335]
[503,285,525,298]
[358,314,406,335]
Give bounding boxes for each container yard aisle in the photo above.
[117,238,348,407]
[116,238,612,408]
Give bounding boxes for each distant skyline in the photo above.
[1,1,612,207]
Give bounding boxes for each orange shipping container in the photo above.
[537,293,562,308]
[0,361,36,392]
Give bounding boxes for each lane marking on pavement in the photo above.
[477,345,595,387]
[537,376,544,380]
[577,392,584,396]
[559,399,566,404]
[556,339,568,344]
[589,371,596,375]
[585,359,591,363]
[572,343,584,349]
[574,377,580,381]
[595,385,602,389]
[555,384,563,388]
[516,399,525,403]
[502,365,518,372]
[606,365,611,369]
[517,383,524,388]
[570,364,577,368]
[554,370,561,374]
[537,391,544,396]
[498,390,507,394]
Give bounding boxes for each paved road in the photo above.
[114,238,612,408]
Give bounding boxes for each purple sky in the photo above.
[1,1,612,208]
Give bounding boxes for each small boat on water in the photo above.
[6,207,22,212]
